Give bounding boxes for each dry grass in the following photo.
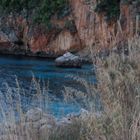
[0,36,139,140]
[62,36,140,140]
[95,36,140,140]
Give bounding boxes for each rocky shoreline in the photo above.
[55,52,82,68]
[0,108,92,140]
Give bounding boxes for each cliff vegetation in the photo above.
[0,0,69,26]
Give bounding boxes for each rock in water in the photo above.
[55,52,82,68]
[25,108,43,122]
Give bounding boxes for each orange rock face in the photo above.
[0,0,139,57]
[29,29,81,56]
[70,0,139,52]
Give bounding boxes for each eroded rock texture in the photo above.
[0,0,139,57]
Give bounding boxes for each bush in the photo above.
[0,0,69,25]
[95,0,120,22]
[35,0,69,24]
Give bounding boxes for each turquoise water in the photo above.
[0,55,96,118]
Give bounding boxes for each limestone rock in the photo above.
[55,52,82,68]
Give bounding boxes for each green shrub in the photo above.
[35,0,69,24]
[95,0,120,23]
[0,0,39,12]
[0,0,69,25]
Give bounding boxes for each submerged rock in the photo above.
[26,108,43,122]
[25,108,56,124]
[55,52,82,68]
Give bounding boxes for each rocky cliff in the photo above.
[0,0,139,57]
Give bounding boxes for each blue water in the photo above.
[0,55,96,118]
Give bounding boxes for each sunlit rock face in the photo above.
[0,13,81,57]
[70,0,140,52]
[0,0,139,57]
[29,30,81,57]
[70,0,97,47]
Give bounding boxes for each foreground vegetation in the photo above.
[0,0,139,139]
[62,36,140,140]
[0,35,139,140]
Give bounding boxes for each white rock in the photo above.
[55,52,82,68]
[80,108,89,115]
[26,108,43,122]
[79,108,89,119]
[57,117,72,126]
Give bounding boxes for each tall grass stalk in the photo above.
[0,34,139,140]
[63,35,140,140]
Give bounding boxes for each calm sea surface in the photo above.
[0,55,96,118]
